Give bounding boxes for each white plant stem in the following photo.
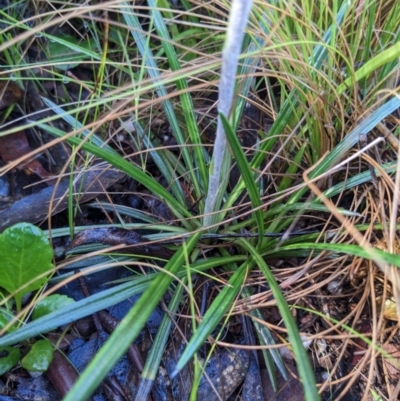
[203,0,254,230]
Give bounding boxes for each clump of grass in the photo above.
[0,0,399,400]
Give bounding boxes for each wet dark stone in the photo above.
[0,396,20,401]
[56,266,131,302]
[0,177,9,197]
[68,337,99,372]
[153,339,250,401]
[198,348,250,400]
[145,197,175,222]
[241,353,264,401]
[126,194,143,209]
[14,375,60,401]
[67,332,133,401]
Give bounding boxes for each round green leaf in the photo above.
[33,294,75,320]
[21,339,53,372]
[0,346,21,375]
[0,223,54,311]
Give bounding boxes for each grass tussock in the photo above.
[0,0,399,400]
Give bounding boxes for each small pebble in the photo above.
[0,176,10,196]
[327,280,342,294]
[316,338,327,354]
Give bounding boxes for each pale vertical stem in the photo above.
[203,0,254,230]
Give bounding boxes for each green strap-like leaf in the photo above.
[337,41,400,94]
[36,122,192,224]
[120,2,206,202]
[275,242,400,267]
[220,113,264,246]
[239,238,320,401]
[135,282,186,400]
[0,255,247,346]
[172,260,252,376]
[148,0,208,197]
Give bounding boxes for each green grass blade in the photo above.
[218,246,287,385]
[135,121,186,206]
[276,141,307,193]
[89,203,163,224]
[40,97,116,153]
[278,242,400,267]
[239,238,320,401]
[246,294,287,385]
[220,113,264,246]
[0,274,153,345]
[321,161,398,200]
[136,282,185,399]
[120,2,203,202]
[263,95,400,235]
[307,96,400,180]
[148,0,208,197]
[0,255,247,346]
[35,122,192,224]
[337,41,400,94]
[254,0,352,166]
[172,260,252,376]
[225,1,352,209]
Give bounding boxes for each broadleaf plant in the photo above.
[0,224,73,376]
[32,294,76,321]
[0,346,20,375]
[0,223,54,311]
[21,339,53,373]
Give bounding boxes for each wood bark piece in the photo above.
[46,350,93,401]
[67,227,174,259]
[0,165,125,231]
[0,80,23,109]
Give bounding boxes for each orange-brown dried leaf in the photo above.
[0,130,55,185]
[382,343,400,377]
[0,80,23,109]
[350,321,370,366]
